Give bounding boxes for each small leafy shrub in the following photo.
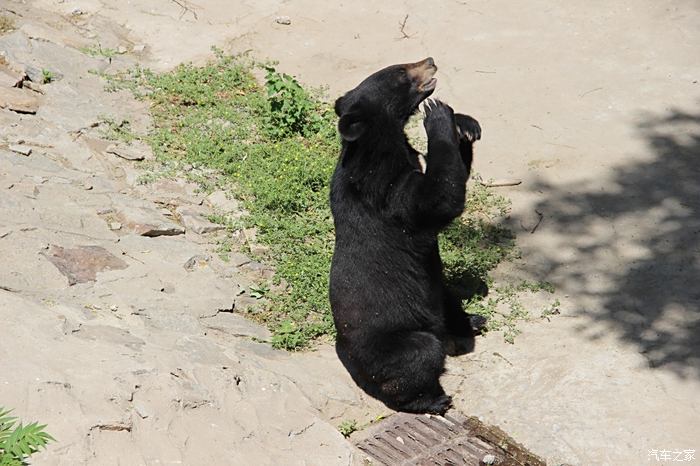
[263,65,326,138]
[338,419,358,438]
[0,407,54,466]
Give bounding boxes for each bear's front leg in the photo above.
[455,113,481,170]
[414,99,469,225]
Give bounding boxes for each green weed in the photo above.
[206,213,228,225]
[337,414,389,438]
[41,69,54,84]
[249,284,270,299]
[465,281,559,343]
[541,298,562,319]
[0,407,54,466]
[338,420,358,438]
[99,117,137,144]
[108,50,552,349]
[80,43,118,59]
[262,65,328,138]
[215,237,234,262]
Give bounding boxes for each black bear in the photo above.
[329,57,481,414]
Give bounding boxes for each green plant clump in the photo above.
[80,43,118,59]
[98,117,137,144]
[41,69,54,84]
[0,407,54,466]
[465,281,558,344]
[338,419,358,438]
[263,66,326,138]
[108,50,531,349]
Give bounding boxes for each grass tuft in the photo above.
[98,116,137,144]
[80,43,118,59]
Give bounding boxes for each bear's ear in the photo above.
[334,96,345,117]
[338,112,366,142]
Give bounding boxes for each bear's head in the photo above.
[334,58,437,142]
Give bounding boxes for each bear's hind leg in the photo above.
[367,330,451,414]
[442,290,476,356]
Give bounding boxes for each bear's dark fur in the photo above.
[329,58,481,414]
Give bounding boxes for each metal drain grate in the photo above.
[354,411,545,466]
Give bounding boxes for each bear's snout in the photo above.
[406,57,437,92]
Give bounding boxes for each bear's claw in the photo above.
[455,113,482,143]
[423,98,456,138]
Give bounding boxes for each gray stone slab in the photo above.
[176,206,224,234]
[0,86,40,113]
[117,205,184,237]
[41,244,129,285]
[106,143,148,161]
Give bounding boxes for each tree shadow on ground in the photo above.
[526,107,700,378]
